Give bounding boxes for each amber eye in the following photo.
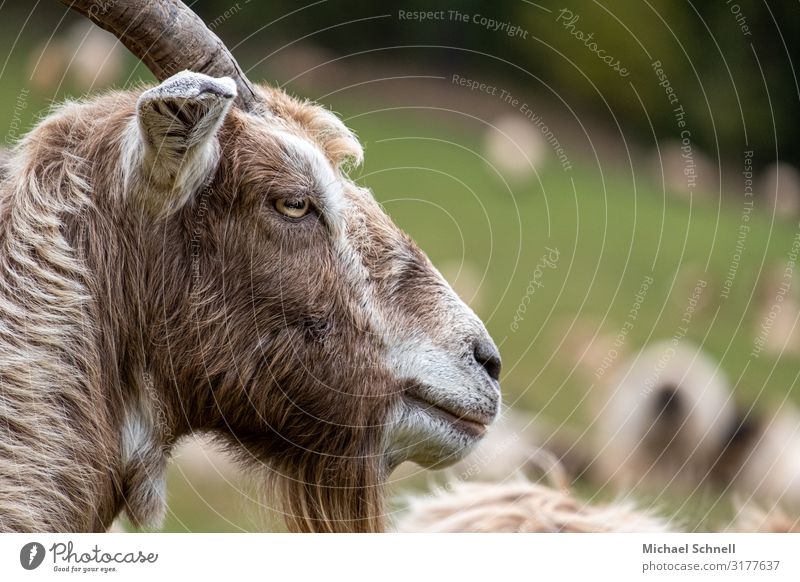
[275,198,311,219]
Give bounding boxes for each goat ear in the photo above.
[135,71,236,205]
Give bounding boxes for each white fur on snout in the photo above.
[388,336,499,419]
[384,336,500,469]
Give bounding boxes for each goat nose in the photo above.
[472,338,501,382]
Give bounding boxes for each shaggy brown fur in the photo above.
[0,74,500,532]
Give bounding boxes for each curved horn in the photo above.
[58,0,261,112]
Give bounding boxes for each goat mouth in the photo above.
[403,391,490,438]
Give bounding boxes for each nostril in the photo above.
[473,340,501,382]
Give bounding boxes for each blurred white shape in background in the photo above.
[758,162,800,218]
[594,340,737,489]
[650,140,718,198]
[736,405,800,509]
[483,114,546,181]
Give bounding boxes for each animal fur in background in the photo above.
[397,479,674,533]
[397,479,800,533]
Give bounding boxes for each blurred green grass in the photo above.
[2,57,797,532]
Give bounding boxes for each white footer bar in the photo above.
[2,533,799,581]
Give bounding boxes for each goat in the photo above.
[0,0,501,532]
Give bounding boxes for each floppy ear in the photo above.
[135,70,236,212]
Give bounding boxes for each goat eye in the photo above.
[275,198,311,219]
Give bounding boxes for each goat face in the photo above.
[134,72,500,509]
